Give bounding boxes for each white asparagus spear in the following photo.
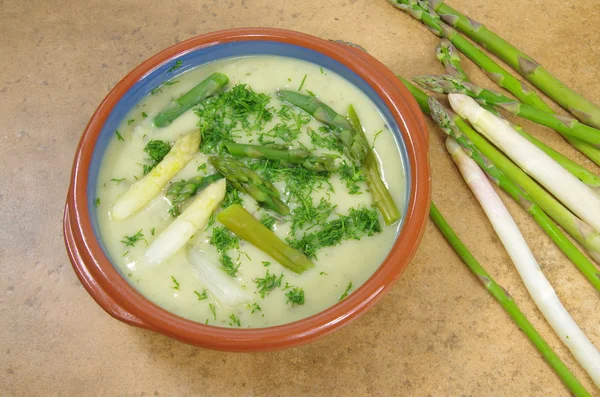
[448,93,600,234]
[145,179,226,265]
[111,129,201,220]
[188,248,251,307]
[446,137,600,387]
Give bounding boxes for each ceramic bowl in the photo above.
[64,28,430,351]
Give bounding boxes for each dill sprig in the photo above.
[210,226,240,277]
[142,140,171,175]
[287,206,381,259]
[339,161,366,195]
[253,270,284,298]
[285,286,305,306]
[290,197,336,235]
[121,230,146,247]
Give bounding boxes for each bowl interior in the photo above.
[88,40,412,270]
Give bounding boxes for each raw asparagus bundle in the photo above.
[446,137,600,387]
[167,173,224,204]
[154,72,229,127]
[429,97,600,292]
[111,130,201,220]
[217,204,314,274]
[224,142,338,172]
[399,77,600,262]
[276,90,369,163]
[449,93,600,234]
[387,0,553,112]
[430,202,592,397]
[431,38,600,168]
[427,0,600,129]
[209,156,289,215]
[414,75,600,146]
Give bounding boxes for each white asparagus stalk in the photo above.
[446,137,600,387]
[449,93,600,234]
[188,248,251,307]
[145,179,226,265]
[111,129,201,220]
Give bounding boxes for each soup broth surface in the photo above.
[96,55,405,328]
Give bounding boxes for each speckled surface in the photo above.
[1,0,600,395]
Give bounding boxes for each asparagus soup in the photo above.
[95,55,406,328]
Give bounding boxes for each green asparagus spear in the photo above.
[217,204,314,274]
[414,74,600,146]
[429,97,600,292]
[429,202,592,397]
[436,38,467,80]
[276,90,369,163]
[399,76,600,262]
[224,142,338,172]
[427,0,600,130]
[388,0,553,113]
[154,72,229,127]
[209,156,289,215]
[347,105,401,226]
[166,173,224,204]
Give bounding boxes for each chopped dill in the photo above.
[170,276,180,290]
[210,227,240,277]
[229,313,241,327]
[298,74,307,91]
[142,140,171,174]
[150,227,156,236]
[253,270,283,298]
[222,185,243,208]
[262,261,271,267]
[115,129,124,141]
[287,206,381,259]
[290,197,336,235]
[339,161,366,195]
[305,89,316,97]
[205,213,216,230]
[121,230,146,247]
[167,59,182,73]
[195,83,273,154]
[95,198,101,207]
[127,119,135,125]
[209,303,216,320]
[197,163,207,173]
[285,287,305,306]
[372,129,383,149]
[247,303,262,314]
[319,272,328,275]
[141,111,148,118]
[309,127,344,153]
[339,281,353,301]
[259,213,277,230]
[110,177,126,185]
[194,290,208,300]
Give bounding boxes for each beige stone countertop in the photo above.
[1,0,599,395]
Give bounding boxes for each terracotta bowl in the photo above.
[64,28,430,351]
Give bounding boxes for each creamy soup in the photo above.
[95,55,405,328]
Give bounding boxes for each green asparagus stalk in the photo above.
[347,105,401,225]
[166,173,224,204]
[414,75,600,189]
[209,156,289,215]
[436,38,467,80]
[217,204,314,274]
[414,74,600,146]
[388,0,553,113]
[276,90,369,163]
[428,0,600,130]
[154,72,229,128]
[429,202,592,397]
[224,142,338,172]
[399,76,600,262]
[429,97,600,292]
